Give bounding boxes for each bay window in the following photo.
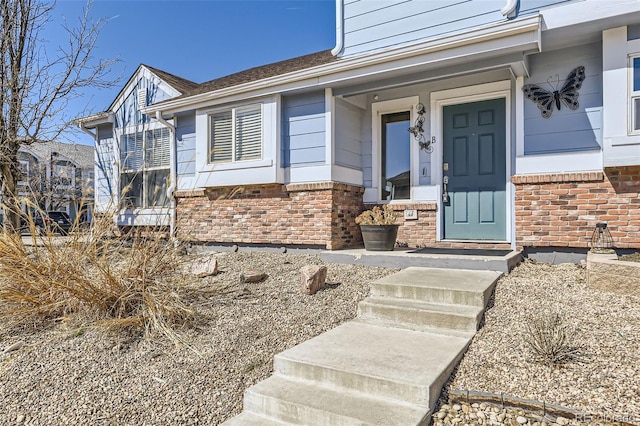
[120,127,170,208]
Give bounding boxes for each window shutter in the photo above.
[210,111,233,162]
[146,128,170,168]
[235,106,262,161]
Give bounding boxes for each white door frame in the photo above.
[430,80,513,244]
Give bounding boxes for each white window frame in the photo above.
[628,51,640,135]
[207,103,263,165]
[119,123,171,210]
[368,96,419,204]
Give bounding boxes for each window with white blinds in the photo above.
[209,104,262,164]
[120,127,171,208]
[146,128,171,168]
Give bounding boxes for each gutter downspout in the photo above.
[155,111,177,240]
[501,0,519,19]
[331,0,344,56]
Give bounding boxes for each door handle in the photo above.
[442,176,450,203]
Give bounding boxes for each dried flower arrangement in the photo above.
[355,205,398,226]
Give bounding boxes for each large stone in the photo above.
[192,256,218,278]
[587,251,640,295]
[240,271,267,284]
[300,265,328,295]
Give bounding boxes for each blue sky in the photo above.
[49,0,336,144]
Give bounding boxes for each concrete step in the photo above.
[371,267,501,307]
[242,374,431,426]
[272,321,470,409]
[321,249,522,272]
[358,296,484,332]
[221,411,290,425]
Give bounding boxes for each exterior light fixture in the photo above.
[408,103,434,152]
[590,222,614,253]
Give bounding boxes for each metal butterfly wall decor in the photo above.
[522,66,586,118]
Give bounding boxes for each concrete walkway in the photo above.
[224,267,501,425]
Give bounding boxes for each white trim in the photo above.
[371,96,420,203]
[515,76,525,157]
[325,88,335,166]
[331,0,344,56]
[430,80,512,243]
[516,151,602,174]
[143,16,540,114]
[287,165,331,183]
[285,164,363,186]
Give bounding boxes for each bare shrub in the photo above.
[523,312,582,365]
[0,204,199,344]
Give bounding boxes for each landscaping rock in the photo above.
[191,256,218,278]
[300,265,328,295]
[239,271,267,284]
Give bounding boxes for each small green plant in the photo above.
[355,205,398,226]
[523,312,582,365]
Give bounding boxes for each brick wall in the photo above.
[512,167,640,249]
[364,203,437,248]
[175,182,364,250]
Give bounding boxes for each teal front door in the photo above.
[442,98,506,240]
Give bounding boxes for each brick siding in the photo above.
[512,167,640,249]
[175,182,364,250]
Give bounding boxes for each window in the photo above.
[209,104,262,164]
[54,164,76,188]
[120,127,170,208]
[631,56,640,132]
[18,161,30,185]
[381,111,411,201]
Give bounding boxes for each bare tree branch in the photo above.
[0,0,119,230]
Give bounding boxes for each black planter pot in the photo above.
[360,224,399,251]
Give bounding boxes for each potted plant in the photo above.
[355,205,399,251]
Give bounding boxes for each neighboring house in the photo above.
[79,0,640,252]
[15,141,95,222]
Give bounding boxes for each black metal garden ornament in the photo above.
[522,66,586,118]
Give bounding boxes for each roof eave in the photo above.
[144,15,541,115]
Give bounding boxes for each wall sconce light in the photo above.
[590,222,614,253]
[407,103,434,152]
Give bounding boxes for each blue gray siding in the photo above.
[523,42,602,155]
[282,92,326,167]
[95,124,115,212]
[115,76,173,129]
[335,98,363,170]
[341,0,573,57]
[176,112,196,186]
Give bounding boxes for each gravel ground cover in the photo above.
[446,260,640,425]
[0,251,396,425]
[2,253,638,425]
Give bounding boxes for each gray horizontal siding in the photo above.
[176,112,196,177]
[282,92,326,167]
[335,98,363,170]
[342,0,573,57]
[523,42,602,155]
[95,124,115,211]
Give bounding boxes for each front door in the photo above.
[442,98,506,240]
